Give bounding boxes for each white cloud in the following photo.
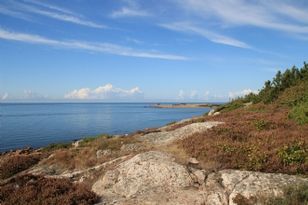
[178,90,185,99]
[23,0,77,16]
[110,0,150,18]
[0,5,31,20]
[65,83,144,100]
[160,22,250,48]
[177,90,200,100]
[228,89,258,99]
[1,93,8,100]
[0,28,187,60]
[23,90,47,99]
[111,7,150,18]
[175,0,308,34]
[1,1,105,28]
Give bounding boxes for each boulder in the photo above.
[204,169,308,205]
[92,152,308,205]
[92,151,192,198]
[140,121,223,145]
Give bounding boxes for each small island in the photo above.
[152,103,220,108]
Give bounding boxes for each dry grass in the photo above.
[0,154,41,180]
[178,104,308,174]
[43,135,142,171]
[165,117,207,131]
[0,174,99,205]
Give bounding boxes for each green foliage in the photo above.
[79,134,110,146]
[288,97,308,125]
[244,62,308,104]
[42,142,72,152]
[167,121,177,126]
[263,183,308,205]
[254,120,270,131]
[277,142,307,166]
[216,100,245,112]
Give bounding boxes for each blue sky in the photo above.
[0,0,307,102]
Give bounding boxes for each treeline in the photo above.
[243,62,308,104]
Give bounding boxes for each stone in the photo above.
[92,151,193,198]
[208,109,216,116]
[140,121,223,145]
[92,157,308,205]
[204,169,308,205]
[188,157,199,165]
[96,149,112,158]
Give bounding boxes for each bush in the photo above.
[289,100,308,125]
[79,134,110,146]
[0,174,100,205]
[0,155,40,180]
[254,120,270,131]
[277,142,307,166]
[42,142,72,152]
[216,101,244,113]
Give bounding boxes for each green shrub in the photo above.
[277,142,307,166]
[42,142,72,152]
[289,100,308,125]
[79,134,110,146]
[167,121,177,126]
[216,101,244,113]
[254,120,270,131]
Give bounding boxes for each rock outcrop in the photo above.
[140,121,223,145]
[92,151,308,205]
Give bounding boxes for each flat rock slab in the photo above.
[204,169,308,205]
[139,121,223,145]
[92,151,308,205]
[92,151,192,198]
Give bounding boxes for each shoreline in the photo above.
[152,103,220,109]
[0,112,210,154]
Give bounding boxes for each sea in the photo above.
[0,103,210,152]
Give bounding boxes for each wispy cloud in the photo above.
[111,7,150,18]
[175,0,308,34]
[0,5,30,20]
[228,89,258,100]
[22,0,76,15]
[1,93,8,100]
[65,83,143,100]
[110,0,150,18]
[0,28,187,60]
[1,0,105,28]
[160,22,250,48]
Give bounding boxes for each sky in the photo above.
[0,0,308,102]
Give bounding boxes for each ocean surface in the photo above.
[0,103,210,152]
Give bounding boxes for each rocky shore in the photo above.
[1,108,307,205]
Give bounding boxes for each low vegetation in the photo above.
[233,183,308,205]
[263,183,308,205]
[42,134,139,171]
[217,63,308,126]
[42,142,72,152]
[0,154,41,180]
[178,106,308,174]
[0,174,99,205]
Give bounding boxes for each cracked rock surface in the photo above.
[139,121,223,145]
[92,151,308,205]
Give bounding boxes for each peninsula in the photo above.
[153,103,220,108]
[1,64,308,205]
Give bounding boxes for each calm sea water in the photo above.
[0,103,210,152]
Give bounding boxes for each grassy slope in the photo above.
[178,75,308,175]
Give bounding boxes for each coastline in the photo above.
[152,103,220,109]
